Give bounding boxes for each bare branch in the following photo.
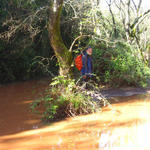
[0,6,48,40]
[106,0,117,37]
[131,0,137,10]
[69,35,91,52]
[137,0,142,13]
[131,9,150,29]
[64,1,77,18]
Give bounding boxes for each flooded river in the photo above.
[0,79,150,150]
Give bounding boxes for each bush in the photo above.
[31,76,102,122]
[92,41,150,87]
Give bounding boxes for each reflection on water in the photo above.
[0,79,150,150]
[0,78,50,136]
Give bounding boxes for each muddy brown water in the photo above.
[0,79,150,150]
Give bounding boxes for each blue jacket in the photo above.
[81,51,93,76]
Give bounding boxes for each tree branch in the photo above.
[69,35,91,52]
[0,6,48,40]
[131,9,150,29]
[106,0,117,37]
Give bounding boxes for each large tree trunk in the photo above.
[49,0,73,78]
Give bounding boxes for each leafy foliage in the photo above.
[92,41,150,87]
[0,0,150,86]
[0,0,57,83]
[31,76,101,121]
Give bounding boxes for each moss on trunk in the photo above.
[49,0,73,78]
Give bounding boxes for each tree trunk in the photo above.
[49,0,73,78]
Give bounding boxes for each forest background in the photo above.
[0,0,150,87]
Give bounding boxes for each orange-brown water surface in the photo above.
[0,79,150,150]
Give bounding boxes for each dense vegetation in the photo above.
[31,76,107,121]
[0,0,56,83]
[0,0,150,86]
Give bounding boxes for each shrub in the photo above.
[92,41,150,87]
[31,76,102,122]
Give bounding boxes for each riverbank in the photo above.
[101,86,150,98]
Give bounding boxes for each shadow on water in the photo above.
[0,78,50,137]
[1,79,150,149]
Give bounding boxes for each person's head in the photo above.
[86,46,93,55]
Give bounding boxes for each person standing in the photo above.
[81,46,93,82]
